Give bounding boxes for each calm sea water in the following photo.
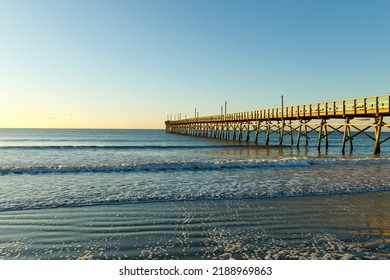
[0,128,389,259]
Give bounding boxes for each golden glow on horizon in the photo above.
[0,108,165,129]
[0,117,164,129]
[0,93,166,129]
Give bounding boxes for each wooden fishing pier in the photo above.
[165,95,390,154]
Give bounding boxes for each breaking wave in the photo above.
[1,157,390,175]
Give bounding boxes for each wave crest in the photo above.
[1,157,389,175]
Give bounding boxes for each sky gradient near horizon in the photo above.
[1,0,389,129]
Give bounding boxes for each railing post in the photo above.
[376,96,379,114]
[388,95,390,113]
[317,103,320,117]
[364,98,367,114]
[353,99,357,114]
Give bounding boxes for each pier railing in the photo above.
[167,95,390,124]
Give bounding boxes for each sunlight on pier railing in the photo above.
[167,95,390,124]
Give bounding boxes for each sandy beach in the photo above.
[1,191,389,260]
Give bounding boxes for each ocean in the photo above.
[0,128,389,259]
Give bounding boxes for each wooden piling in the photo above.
[374,116,383,155]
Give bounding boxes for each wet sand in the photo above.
[1,191,389,260]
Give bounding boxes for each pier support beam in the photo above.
[289,121,294,146]
[279,121,285,146]
[225,124,230,140]
[246,123,251,142]
[317,119,327,150]
[305,122,309,146]
[238,123,243,142]
[374,116,383,155]
[297,120,310,148]
[266,120,271,145]
[297,121,302,148]
[341,118,353,154]
[254,122,260,144]
[324,122,329,149]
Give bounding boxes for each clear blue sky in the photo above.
[1,0,389,128]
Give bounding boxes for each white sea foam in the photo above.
[0,156,389,175]
[1,161,390,212]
